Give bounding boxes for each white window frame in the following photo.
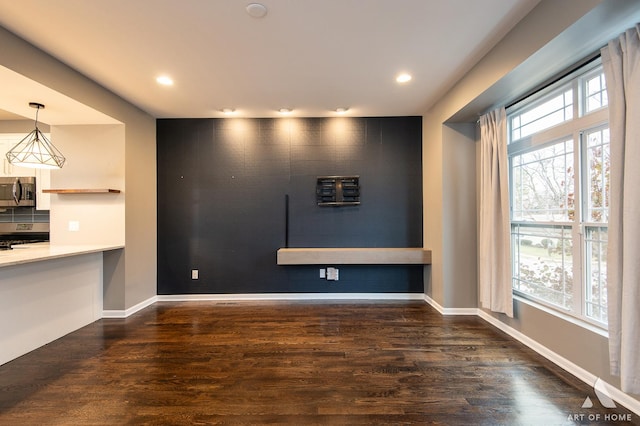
[507,59,609,330]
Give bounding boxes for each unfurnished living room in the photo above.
[1,0,640,424]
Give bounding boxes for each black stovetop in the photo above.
[0,222,50,250]
[0,239,48,250]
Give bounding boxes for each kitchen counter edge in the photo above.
[0,242,124,268]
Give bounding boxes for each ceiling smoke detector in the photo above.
[246,3,268,18]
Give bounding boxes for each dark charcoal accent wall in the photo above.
[157,117,422,294]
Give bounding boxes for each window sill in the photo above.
[513,293,609,338]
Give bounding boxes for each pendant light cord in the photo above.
[34,105,40,129]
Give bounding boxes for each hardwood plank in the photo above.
[0,301,636,424]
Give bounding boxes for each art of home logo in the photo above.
[567,378,634,422]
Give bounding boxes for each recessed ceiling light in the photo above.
[221,108,235,115]
[278,108,292,114]
[396,73,412,83]
[246,3,268,18]
[335,107,349,114]
[156,75,174,86]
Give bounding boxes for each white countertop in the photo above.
[0,242,124,268]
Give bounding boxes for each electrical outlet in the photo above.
[68,220,80,232]
[191,269,199,280]
[320,268,326,278]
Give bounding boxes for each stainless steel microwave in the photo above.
[0,176,36,207]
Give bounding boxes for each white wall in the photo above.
[0,120,50,133]
[0,253,103,365]
[0,25,157,311]
[442,123,477,308]
[49,124,125,246]
[423,0,640,406]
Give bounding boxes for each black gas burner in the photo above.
[0,239,46,250]
[0,223,49,250]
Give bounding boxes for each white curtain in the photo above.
[479,107,513,318]
[602,23,640,395]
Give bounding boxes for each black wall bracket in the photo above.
[316,176,360,206]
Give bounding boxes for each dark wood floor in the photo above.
[0,301,637,425]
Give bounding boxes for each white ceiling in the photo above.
[0,0,539,119]
[0,108,26,121]
[0,65,121,125]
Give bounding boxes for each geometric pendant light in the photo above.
[5,102,66,169]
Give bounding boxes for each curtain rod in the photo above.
[505,50,602,111]
[476,49,603,124]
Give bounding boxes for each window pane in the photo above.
[585,72,608,113]
[510,89,573,142]
[585,128,610,223]
[520,109,567,138]
[512,224,573,310]
[511,140,575,222]
[508,62,609,327]
[585,226,608,323]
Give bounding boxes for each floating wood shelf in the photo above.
[277,248,431,265]
[43,189,121,194]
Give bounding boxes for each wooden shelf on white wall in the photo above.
[43,189,121,194]
[277,247,432,265]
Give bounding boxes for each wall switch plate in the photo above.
[326,267,339,281]
[191,269,199,280]
[320,268,326,278]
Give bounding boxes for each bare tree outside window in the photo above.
[508,65,609,325]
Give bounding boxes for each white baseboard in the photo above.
[477,308,640,416]
[423,294,478,315]
[156,293,425,302]
[104,293,422,317]
[424,295,639,416]
[102,295,158,318]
